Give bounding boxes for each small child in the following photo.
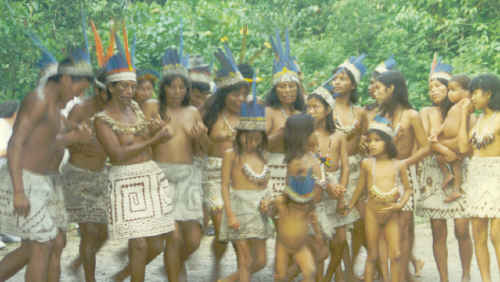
[348,121,412,282]
[262,113,325,282]
[430,75,471,203]
[218,77,273,282]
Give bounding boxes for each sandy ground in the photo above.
[1,218,499,281]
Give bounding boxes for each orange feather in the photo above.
[122,21,132,71]
[105,26,115,64]
[90,20,104,67]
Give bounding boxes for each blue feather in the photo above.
[385,55,397,70]
[223,43,238,73]
[374,114,391,125]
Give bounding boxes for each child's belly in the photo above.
[278,217,308,250]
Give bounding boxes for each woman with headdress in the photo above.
[458,73,500,282]
[323,54,368,282]
[189,54,214,110]
[202,44,251,280]
[418,57,472,282]
[93,25,179,281]
[371,70,430,281]
[265,29,306,203]
[140,21,208,280]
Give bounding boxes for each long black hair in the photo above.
[332,67,358,104]
[0,100,20,118]
[367,128,398,158]
[203,81,248,134]
[265,81,306,111]
[376,70,413,118]
[307,94,336,134]
[284,113,315,162]
[470,74,500,111]
[158,74,191,119]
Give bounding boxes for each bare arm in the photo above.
[265,108,284,148]
[348,159,367,210]
[406,111,431,166]
[338,135,349,188]
[395,163,412,209]
[221,150,237,227]
[458,99,474,154]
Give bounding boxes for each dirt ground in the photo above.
[1,218,499,281]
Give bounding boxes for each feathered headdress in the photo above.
[58,7,93,77]
[90,20,116,89]
[188,55,213,87]
[214,43,246,90]
[374,55,397,74]
[429,53,453,81]
[161,19,189,79]
[284,169,316,203]
[269,28,300,86]
[336,54,367,85]
[311,75,337,110]
[369,115,396,138]
[104,21,136,83]
[236,72,265,131]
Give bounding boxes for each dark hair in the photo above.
[159,74,191,119]
[105,82,118,101]
[470,74,500,111]
[332,67,358,104]
[138,77,156,89]
[0,100,20,118]
[450,74,471,90]
[203,82,248,134]
[49,57,93,83]
[234,130,268,160]
[376,70,413,118]
[430,78,452,119]
[192,81,211,93]
[307,94,335,133]
[367,129,398,158]
[284,113,315,162]
[265,82,306,111]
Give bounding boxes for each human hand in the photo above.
[228,214,240,230]
[189,121,208,139]
[13,192,30,217]
[75,122,93,143]
[380,203,402,212]
[461,98,474,114]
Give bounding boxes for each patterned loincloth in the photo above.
[401,164,419,212]
[219,188,274,241]
[0,166,67,242]
[416,156,466,219]
[267,153,287,196]
[202,157,224,211]
[106,161,175,240]
[157,162,203,224]
[462,157,500,218]
[61,162,108,224]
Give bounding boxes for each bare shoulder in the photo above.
[17,91,49,119]
[360,158,371,170]
[223,148,236,160]
[142,99,160,116]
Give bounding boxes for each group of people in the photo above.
[0,14,499,282]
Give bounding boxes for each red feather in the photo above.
[122,21,132,71]
[90,20,104,67]
[105,26,116,65]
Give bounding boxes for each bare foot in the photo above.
[444,191,462,203]
[414,258,424,277]
[461,274,471,282]
[442,173,454,190]
[68,257,81,275]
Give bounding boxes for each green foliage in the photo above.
[1,0,498,109]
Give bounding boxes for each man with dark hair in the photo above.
[0,52,93,282]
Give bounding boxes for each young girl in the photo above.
[459,74,500,282]
[430,74,471,203]
[218,78,273,282]
[262,113,324,282]
[349,121,412,282]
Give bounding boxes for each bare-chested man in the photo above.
[372,70,431,281]
[0,56,93,282]
[61,70,110,282]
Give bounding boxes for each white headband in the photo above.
[106,72,137,83]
